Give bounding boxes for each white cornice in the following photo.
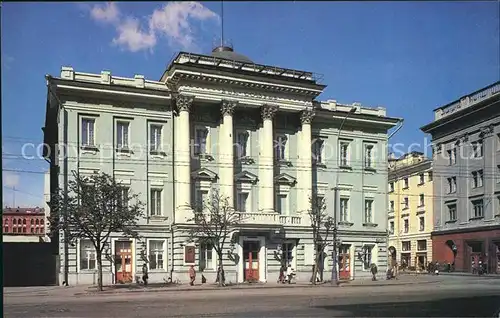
[56,84,172,100]
[64,102,172,120]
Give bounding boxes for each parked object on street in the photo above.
[285,265,296,284]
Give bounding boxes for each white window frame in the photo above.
[403,178,409,189]
[78,239,97,271]
[340,197,349,222]
[448,177,457,193]
[389,221,395,234]
[235,130,250,158]
[389,200,395,211]
[199,242,216,271]
[149,123,163,152]
[402,241,411,252]
[276,193,289,215]
[364,199,373,223]
[362,245,373,270]
[119,186,129,208]
[312,138,325,164]
[274,134,288,161]
[150,188,163,216]
[147,239,166,271]
[236,191,249,213]
[473,141,483,158]
[403,218,409,233]
[403,197,409,209]
[419,194,425,207]
[389,182,394,192]
[364,144,374,168]
[194,126,210,155]
[81,117,96,147]
[448,148,456,165]
[419,173,425,185]
[116,120,130,149]
[472,199,484,218]
[339,140,351,167]
[472,170,484,188]
[448,204,457,221]
[419,216,425,231]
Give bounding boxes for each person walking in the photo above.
[142,263,149,287]
[188,265,196,286]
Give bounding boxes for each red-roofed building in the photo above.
[3,207,48,242]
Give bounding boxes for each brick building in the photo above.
[3,207,48,242]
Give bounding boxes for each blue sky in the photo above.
[2,1,499,207]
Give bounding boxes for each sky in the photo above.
[2,1,499,208]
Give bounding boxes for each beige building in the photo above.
[388,152,433,270]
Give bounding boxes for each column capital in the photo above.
[221,100,238,117]
[176,94,194,113]
[479,124,494,138]
[300,109,316,125]
[261,104,279,121]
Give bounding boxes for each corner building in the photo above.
[43,46,399,285]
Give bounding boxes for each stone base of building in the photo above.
[432,226,500,274]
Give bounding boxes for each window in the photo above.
[447,177,457,193]
[236,192,248,212]
[275,135,287,160]
[447,148,457,165]
[81,118,95,146]
[199,243,214,271]
[364,199,373,223]
[195,128,209,155]
[339,142,349,166]
[389,200,395,211]
[30,227,34,233]
[236,131,249,158]
[428,172,433,182]
[150,189,162,216]
[389,182,394,192]
[402,241,411,251]
[472,170,484,188]
[80,240,97,270]
[148,240,165,270]
[448,204,457,221]
[403,197,409,209]
[389,221,394,234]
[195,189,209,212]
[473,141,483,158]
[403,178,409,189]
[419,173,425,185]
[419,216,425,231]
[364,144,374,168]
[417,240,427,251]
[362,245,373,270]
[403,219,409,233]
[340,198,349,222]
[23,219,26,225]
[276,194,288,214]
[419,194,425,207]
[472,199,484,218]
[497,166,500,183]
[150,124,162,152]
[281,243,294,266]
[312,139,324,164]
[118,187,129,208]
[116,121,129,149]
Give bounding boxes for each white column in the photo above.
[174,95,194,214]
[259,104,278,213]
[219,100,237,206]
[298,109,315,213]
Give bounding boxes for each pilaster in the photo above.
[298,109,315,213]
[219,100,237,206]
[259,104,279,213]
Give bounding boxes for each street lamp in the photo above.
[331,107,356,286]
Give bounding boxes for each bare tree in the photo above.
[49,171,145,291]
[188,188,242,287]
[308,194,334,285]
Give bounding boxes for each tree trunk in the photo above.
[312,252,319,285]
[96,250,103,291]
[218,252,225,287]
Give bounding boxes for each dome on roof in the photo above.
[211,46,253,64]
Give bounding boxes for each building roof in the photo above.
[3,207,45,215]
[210,46,253,63]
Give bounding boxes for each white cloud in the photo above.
[88,1,219,52]
[3,171,20,188]
[90,2,120,24]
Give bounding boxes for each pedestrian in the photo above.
[142,263,149,287]
[189,265,196,286]
[370,263,378,281]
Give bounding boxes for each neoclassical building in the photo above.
[43,46,399,285]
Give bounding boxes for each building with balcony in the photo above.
[2,207,48,243]
[43,46,399,285]
[421,81,500,274]
[387,152,433,270]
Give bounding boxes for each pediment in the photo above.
[275,173,296,186]
[235,170,258,184]
[191,168,218,181]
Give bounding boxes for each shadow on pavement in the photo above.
[317,295,500,317]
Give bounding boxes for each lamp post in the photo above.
[331,107,356,286]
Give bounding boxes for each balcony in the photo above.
[239,212,305,226]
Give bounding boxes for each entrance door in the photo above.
[115,241,133,283]
[243,241,260,282]
[338,245,350,280]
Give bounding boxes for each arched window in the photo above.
[23,219,27,225]
[13,219,17,225]
[35,219,39,225]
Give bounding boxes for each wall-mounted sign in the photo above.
[184,246,195,264]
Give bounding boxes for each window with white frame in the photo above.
[403,219,409,233]
[389,182,394,192]
[448,148,456,165]
[276,194,288,214]
[236,131,249,158]
[419,216,425,231]
[199,242,214,271]
[448,204,457,221]
[194,127,209,155]
[116,121,130,149]
[389,221,394,234]
[195,188,209,212]
[403,178,409,189]
[497,166,500,183]
[312,138,324,164]
[402,241,411,251]
[403,197,409,209]
[339,141,349,166]
[419,173,425,185]
[274,135,287,160]
[150,189,162,216]
[148,240,165,270]
[473,141,483,158]
[428,172,433,182]
[362,245,373,270]
[472,199,484,218]
[150,124,162,152]
[236,192,248,212]
[419,194,425,207]
[364,144,374,168]
[81,118,95,147]
[447,177,457,193]
[389,200,395,211]
[472,170,484,188]
[281,243,294,266]
[118,187,129,208]
[80,239,97,270]
[364,199,373,223]
[340,197,349,222]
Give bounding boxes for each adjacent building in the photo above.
[2,207,49,242]
[43,45,399,285]
[387,152,433,270]
[421,81,500,273]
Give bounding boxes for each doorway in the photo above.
[243,241,260,282]
[115,241,133,283]
[338,245,351,280]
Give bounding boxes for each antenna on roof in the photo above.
[220,0,224,47]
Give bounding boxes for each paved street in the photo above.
[4,275,500,317]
